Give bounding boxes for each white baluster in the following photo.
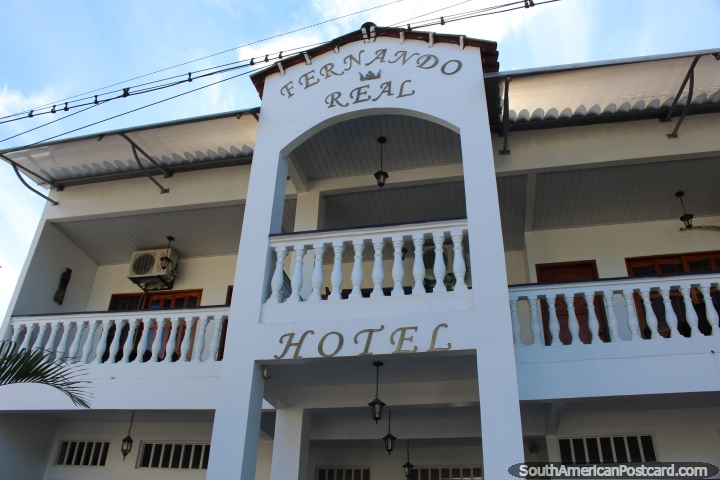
[163,317,180,362]
[639,288,660,340]
[81,320,100,364]
[45,322,61,361]
[529,297,542,346]
[391,235,405,297]
[584,294,601,344]
[94,320,111,364]
[288,245,306,303]
[432,231,447,293]
[31,322,49,351]
[411,233,426,295]
[192,317,209,362]
[11,324,24,346]
[134,319,152,363]
[450,229,468,291]
[266,246,288,304]
[68,321,87,363]
[122,319,139,363]
[329,241,345,301]
[566,297,581,345]
[107,319,126,364]
[19,323,36,351]
[701,285,719,336]
[309,243,325,302]
[210,317,224,361]
[349,239,365,300]
[659,287,681,339]
[548,296,561,345]
[150,318,167,362]
[180,317,197,362]
[510,299,521,345]
[603,291,621,342]
[55,322,72,361]
[680,285,701,337]
[622,291,641,341]
[370,237,385,298]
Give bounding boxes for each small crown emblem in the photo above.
[360,70,382,81]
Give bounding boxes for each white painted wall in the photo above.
[87,255,238,310]
[0,413,59,480]
[525,216,720,282]
[12,222,98,316]
[505,250,529,285]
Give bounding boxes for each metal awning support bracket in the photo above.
[128,144,169,194]
[10,163,58,206]
[662,55,701,139]
[0,153,64,191]
[118,133,173,178]
[499,76,512,155]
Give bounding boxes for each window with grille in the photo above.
[317,467,370,480]
[138,442,210,469]
[410,466,483,480]
[559,435,657,464]
[55,441,109,466]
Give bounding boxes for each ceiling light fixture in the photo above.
[675,191,694,230]
[374,136,389,188]
[402,439,414,479]
[382,409,397,454]
[121,411,135,461]
[368,361,386,423]
[160,236,175,270]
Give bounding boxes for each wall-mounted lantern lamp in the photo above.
[368,361,386,423]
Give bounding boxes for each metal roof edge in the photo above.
[0,106,261,155]
[484,47,720,80]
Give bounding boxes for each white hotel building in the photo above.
[1,23,720,480]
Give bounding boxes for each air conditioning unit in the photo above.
[127,248,177,291]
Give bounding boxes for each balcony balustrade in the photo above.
[509,273,719,346]
[266,218,470,306]
[9,307,229,365]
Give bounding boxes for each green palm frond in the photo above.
[0,341,92,409]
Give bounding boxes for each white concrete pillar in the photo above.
[269,408,312,480]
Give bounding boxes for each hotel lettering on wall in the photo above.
[278,49,463,107]
[274,323,452,359]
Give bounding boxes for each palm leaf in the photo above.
[0,341,92,408]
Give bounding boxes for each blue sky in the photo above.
[1,0,719,315]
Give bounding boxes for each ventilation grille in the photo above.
[560,435,657,464]
[410,466,483,480]
[132,253,156,275]
[317,467,370,480]
[55,441,109,466]
[139,442,210,469]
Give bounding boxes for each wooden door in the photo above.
[537,261,609,345]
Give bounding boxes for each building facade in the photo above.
[1,24,720,480]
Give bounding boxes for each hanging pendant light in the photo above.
[160,236,175,270]
[121,411,135,461]
[402,439,414,479]
[374,136,389,188]
[675,191,694,230]
[368,361,386,423]
[382,409,397,454]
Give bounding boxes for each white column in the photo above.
[308,243,325,302]
[288,245,306,303]
[45,322,61,360]
[660,287,681,339]
[680,285,701,337]
[134,319,152,363]
[68,321,87,363]
[81,321,100,363]
[701,285,719,336]
[432,231,447,293]
[269,408,312,480]
[19,323,36,351]
[192,317,209,362]
[180,317,197,362]
[622,292,641,341]
[604,290,621,342]
[370,237,385,298]
[150,318,167,362]
[349,239,365,300]
[210,317,224,361]
[529,297,542,346]
[122,319,139,363]
[11,324,24,345]
[164,317,180,362]
[31,322,49,351]
[391,235,405,297]
[94,320,111,364]
[108,319,126,364]
[266,246,288,304]
[639,288,660,340]
[450,229,468,291]
[548,296,561,346]
[585,294,601,344]
[329,241,344,301]
[411,233,426,295]
[510,299,521,345]
[566,297,581,345]
[55,321,72,361]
